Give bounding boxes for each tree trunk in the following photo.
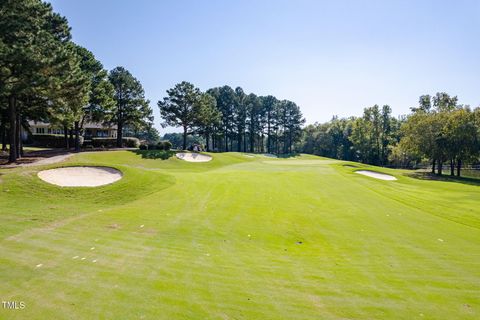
[243,131,246,152]
[74,121,81,152]
[224,127,228,152]
[450,159,455,176]
[457,159,461,177]
[0,116,6,151]
[267,114,271,153]
[182,126,187,150]
[261,133,264,153]
[276,135,280,155]
[205,133,210,152]
[289,130,292,154]
[250,132,254,153]
[16,113,23,158]
[116,120,123,148]
[237,131,242,152]
[19,132,23,157]
[431,159,436,174]
[438,161,443,175]
[15,108,20,158]
[8,96,17,163]
[64,125,69,149]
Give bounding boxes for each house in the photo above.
[24,121,117,140]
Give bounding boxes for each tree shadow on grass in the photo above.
[408,171,480,187]
[275,153,301,159]
[131,150,175,160]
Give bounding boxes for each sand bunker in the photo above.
[355,170,397,181]
[38,166,122,187]
[176,153,212,162]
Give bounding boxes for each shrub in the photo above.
[163,140,172,151]
[123,137,140,148]
[136,150,175,160]
[139,144,148,150]
[147,144,158,150]
[91,137,140,148]
[32,134,83,148]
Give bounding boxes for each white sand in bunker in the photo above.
[176,153,212,162]
[355,170,397,181]
[37,166,122,187]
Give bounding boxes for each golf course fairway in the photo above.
[0,151,478,319]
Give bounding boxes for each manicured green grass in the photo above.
[0,151,479,319]
[22,147,53,152]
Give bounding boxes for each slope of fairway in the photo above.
[0,151,479,319]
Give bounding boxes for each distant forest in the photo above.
[299,93,479,176]
[159,89,479,177]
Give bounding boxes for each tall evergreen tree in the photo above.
[0,0,71,161]
[74,45,115,130]
[234,87,247,152]
[157,81,203,150]
[109,66,151,148]
[262,95,277,153]
[207,86,235,152]
[246,93,261,153]
[196,93,221,151]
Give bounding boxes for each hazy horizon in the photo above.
[49,0,480,134]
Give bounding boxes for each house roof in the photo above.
[28,120,117,130]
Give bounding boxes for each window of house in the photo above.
[97,130,108,137]
[36,127,45,134]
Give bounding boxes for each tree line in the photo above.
[158,82,305,153]
[6,1,474,176]
[300,92,480,176]
[0,0,154,162]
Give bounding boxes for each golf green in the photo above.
[0,151,478,319]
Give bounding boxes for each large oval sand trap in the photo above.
[176,153,212,162]
[38,166,122,187]
[355,170,397,181]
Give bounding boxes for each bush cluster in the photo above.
[139,140,172,151]
[91,137,140,148]
[32,134,83,148]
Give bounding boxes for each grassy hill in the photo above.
[0,151,479,319]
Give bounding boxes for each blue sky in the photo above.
[49,0,480,133]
